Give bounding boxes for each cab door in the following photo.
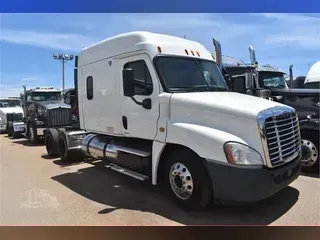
[119,53,160,140]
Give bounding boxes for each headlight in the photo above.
[38,108,47,115]
[224,142,263,166]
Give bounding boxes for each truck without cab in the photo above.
[46,32,302,210]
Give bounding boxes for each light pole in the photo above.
[53,54,74,92]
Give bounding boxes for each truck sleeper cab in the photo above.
[49,32,301,211]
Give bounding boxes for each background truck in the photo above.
[0,97,25,138]
[45,31,301,211]
[304,61,320,89]
[44,87,79,157]
[18,86,73,145]
[212,39,319,173]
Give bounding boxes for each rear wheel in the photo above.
[301,131,319,173]
[163,149,213,211]
[58,130,82,162]
[45,128,59,157]
[12,130,21,139]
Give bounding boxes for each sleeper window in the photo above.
[86,76,93,100]
[124,60,153,95]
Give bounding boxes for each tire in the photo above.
[300,131,319,174]
[12,131,21,139]
[45,128,59,157]
[7,121,13,137]
[58,130,81,162]
[163,149,213,211]
[27,122,39,144]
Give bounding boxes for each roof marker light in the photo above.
[157,46,162,53]
[190,50,195,56]
[185,49,189,55]
[196,51,200,57]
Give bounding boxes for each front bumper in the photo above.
[0,124,7,132]
[12,122,26,133]
[204,155,301,204]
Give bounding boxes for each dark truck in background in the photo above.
[18,86,78,154]
[44,87,80,157]
[213,39,319,173]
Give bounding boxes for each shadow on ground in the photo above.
[52,159,85,167]
[10,139,44,147]
[51,160,300,225]
[41,154,59,160]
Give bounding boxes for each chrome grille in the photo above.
[264,111,301,167]
[47,107,72,127]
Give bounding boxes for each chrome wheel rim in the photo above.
[169,162,193,200]
[301,139,318,167]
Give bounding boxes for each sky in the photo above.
[0,13,320,97]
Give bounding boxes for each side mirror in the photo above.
[224,74,232,89]
[122,68,135,97]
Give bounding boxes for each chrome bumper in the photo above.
[12,122,26,133]
[0,124,7,131]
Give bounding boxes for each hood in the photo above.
[0,107,24,114]
[34,100,71,109]
[271,88,320,97]
[170,91,292,119]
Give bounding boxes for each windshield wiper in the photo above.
[193,59,219,88]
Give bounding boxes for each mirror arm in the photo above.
[130,96,143,106]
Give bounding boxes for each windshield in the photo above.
[0,100,21,108]
[27,92,62,101]
[154,57,229,92]
[259,72,287,89]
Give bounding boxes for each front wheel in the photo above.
[6,121,13,137]
[300,131,319,174]
[28,123,39,144]
[163,149,213,211]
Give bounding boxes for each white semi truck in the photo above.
[305,61,320,89]
[45,32,302,210]
[0,97,25,138]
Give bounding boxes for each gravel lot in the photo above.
[0,134,319,225]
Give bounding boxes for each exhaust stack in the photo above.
[289,64,293,88]
[22,85,27,116]
[213,38,223,71]
[249,46,257,65]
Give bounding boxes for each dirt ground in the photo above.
[0,134,319,225]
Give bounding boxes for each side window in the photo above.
[124,60,153,95]
[86,76,93,100]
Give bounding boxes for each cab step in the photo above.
[104,163,149,181]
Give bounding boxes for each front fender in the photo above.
[299,117,320,132]
[165,122,248,163]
